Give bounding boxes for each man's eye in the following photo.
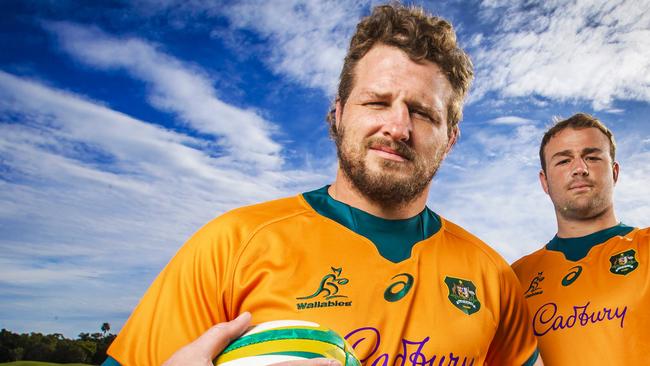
[556,159,570,166]
[364,101,387,107]
[586,156,601,161]
[411,110,432,121]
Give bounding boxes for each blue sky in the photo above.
[1,0,649,338]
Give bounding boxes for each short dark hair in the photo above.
[539,113,616,172]
[328,3,473,137]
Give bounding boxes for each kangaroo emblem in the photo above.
[297,267,349,300]
[525,272,545,295]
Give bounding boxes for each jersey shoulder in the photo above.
[199,194,312,238]
[438,216,510,270]
[511,246,548,276]
[628,226,650,242]
[178,194,314,259]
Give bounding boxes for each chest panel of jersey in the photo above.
[514,229,650,365]
[230,209,504,365]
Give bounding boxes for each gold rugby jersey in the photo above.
[107,186,538,366]
[512,224,650,365]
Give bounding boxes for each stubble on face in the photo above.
[552,178,611,221]
[333,122,446,208]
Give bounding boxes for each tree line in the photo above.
[0,324,115,365]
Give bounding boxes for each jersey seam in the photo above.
[226,197,315,319]
[441,221,504,270]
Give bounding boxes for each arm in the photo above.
[486,264,540,366]
[107,218,236,365]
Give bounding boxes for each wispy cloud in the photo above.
[472,0,650,109]
[125,0,366,95]
[0,71,329,335]
[45,21,282,169]
[487,115,535,125]
[127,0,650,111]
[221,0,366,94]
[613,129,650,225]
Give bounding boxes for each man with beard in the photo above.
[104,4,541,366]
[512,113,649,365]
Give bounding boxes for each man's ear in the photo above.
[335,98,343,130]
[444,126,459,155]
[539,169,550,195]
[612,161,620,184]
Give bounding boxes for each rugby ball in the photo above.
[214,320,360,366]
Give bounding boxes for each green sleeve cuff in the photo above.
[522,348,540,366]
[101,355,122,366]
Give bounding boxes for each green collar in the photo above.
[302,186,441,263]
[546,223,635,261]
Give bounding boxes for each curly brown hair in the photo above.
[539,113,616,172]
[328,3,474,137]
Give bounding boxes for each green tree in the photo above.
[0,329,22,362]
[92,333,116,365]
[101,323,111,336]
[52,339,90,363]
[22,332,56,361]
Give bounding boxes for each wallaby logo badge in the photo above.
[296,267,352,310]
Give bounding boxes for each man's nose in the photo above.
[382,104,411,141]
[571,158,589,176]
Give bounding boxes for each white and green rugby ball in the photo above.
[214,320,361,366]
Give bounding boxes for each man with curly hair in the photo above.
[105,4,542,366]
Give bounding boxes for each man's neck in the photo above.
[329,171,428,220]
[555,208,619,238]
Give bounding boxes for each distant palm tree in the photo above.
[101,322,111,336]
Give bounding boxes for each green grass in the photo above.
[0,362,93,366]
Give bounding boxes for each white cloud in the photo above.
[127,0,363,95]
[0,71,329,336]
[603,108,625,114]
[45,21,282,169]
[613,131,650,226]
[487,115,534,125]
[215,0,366,94]
[472,0,650,109]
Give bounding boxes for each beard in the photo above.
[333,124,446,208]
[553,181,612,221]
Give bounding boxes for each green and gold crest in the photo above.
[609,249,638,275]
[444,276,481,315]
